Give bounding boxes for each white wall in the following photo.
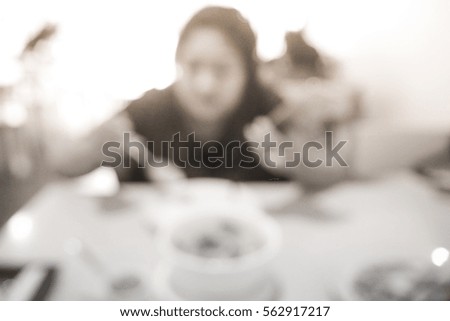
[304,0,450,124]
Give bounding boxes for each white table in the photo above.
[0,170,449,300]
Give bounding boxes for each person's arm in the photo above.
[244,115,352,190]
[47,112,133,178]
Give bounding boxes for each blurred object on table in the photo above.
[340,260,450,300]
[337,244,450,301]
[0,263,57,300]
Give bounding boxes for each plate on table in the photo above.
[336,260,450,300]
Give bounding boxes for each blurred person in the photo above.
[50,6,354,188]
[246,30,359,190]
[50,6,285,182]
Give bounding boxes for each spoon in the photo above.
[64,237,145,300]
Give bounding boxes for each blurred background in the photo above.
[2,0,450,224]
[1,0,450,301]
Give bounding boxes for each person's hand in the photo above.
[276,78,358,132]
[244,116,297,179]
[94,112,135,148]
[121,131,187,183]
[45,112,135,177]
[143,156,187,182]
[245,115,351,189]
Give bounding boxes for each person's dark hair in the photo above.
[176,6,258,81]
[285,30,325,77]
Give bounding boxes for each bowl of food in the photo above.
[155,204,282,300]
[337,259,450,301]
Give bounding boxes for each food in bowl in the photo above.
[156,206,281,300]
[352,262,450,300]
[172,217,264,259]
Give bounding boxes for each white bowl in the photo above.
[155,204,282,300]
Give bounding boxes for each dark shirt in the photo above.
[122,84,285,182]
